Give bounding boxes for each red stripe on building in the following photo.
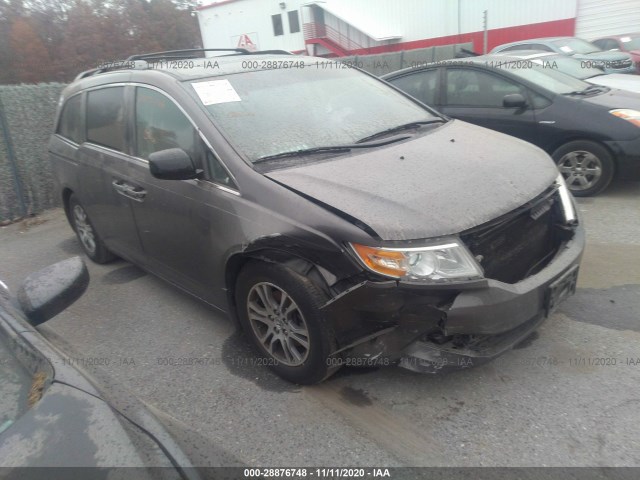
[342,18,576,56]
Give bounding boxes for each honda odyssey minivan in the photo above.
[49,49,584,384]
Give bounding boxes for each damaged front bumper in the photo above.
[322,226,585,374]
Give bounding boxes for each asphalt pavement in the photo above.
[1,181,639,467]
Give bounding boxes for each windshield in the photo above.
[621,35,640,50]
[552,38,601,55]
[533,56,604,80]
[192,66,438,162]
[505,63,591,94]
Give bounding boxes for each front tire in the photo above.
[552,140,614,197]
[236,261,340,384]
[69,194,116,264]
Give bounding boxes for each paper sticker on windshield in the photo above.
[192,80,241,105]
[621,37,631,43]
[559,46,573,53]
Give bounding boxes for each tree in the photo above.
[9,17,52,83]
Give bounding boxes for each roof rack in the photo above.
[73,60,148,81]
[73,48,295,81]
[126,48,292,62]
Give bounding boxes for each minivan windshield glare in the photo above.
[193,67,439,162]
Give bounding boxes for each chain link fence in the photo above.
[0,83,66,224]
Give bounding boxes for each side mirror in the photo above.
[17,257,89,326]
[149,148,199,181]
[503,93,527,109]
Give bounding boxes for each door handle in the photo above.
[112,180,129,194]
[127,187,147,201]
[112,180,147,202]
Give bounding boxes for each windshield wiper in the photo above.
[563,84,609,96]
[355,120,444,144]
[254,137,407,163]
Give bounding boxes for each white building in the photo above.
[196,0,640,56]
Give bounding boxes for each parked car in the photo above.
[50,49,584,384]
[383,55,640,196]
[593,33,640,73]
[491,37,636,74]
[492,50,640,93]
[0,258,199,477]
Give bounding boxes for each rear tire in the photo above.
[69,194,116,264]
[235,261,340,384]
[552,140,614,197]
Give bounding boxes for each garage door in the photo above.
[575,0,640,40]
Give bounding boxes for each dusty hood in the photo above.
[266,120,559,241]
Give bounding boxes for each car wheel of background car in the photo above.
[235,261,340,384]
[69,194,116,264]
[552,140,614,197]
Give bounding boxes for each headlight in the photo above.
[610,109,640,127]
[555,174,577,224]
[350,239,483,282]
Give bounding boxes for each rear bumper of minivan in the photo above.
[324,226,584,373]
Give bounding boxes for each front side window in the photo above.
[57,94,83,144]
[135,87,201,164]
[506,63,590,94]
[389,69,439,105]
[193,67,439,162]
[86,87,126,152]
[446,68,523,107]
[272,14,283,36]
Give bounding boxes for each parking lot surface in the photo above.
[1,181,639,467]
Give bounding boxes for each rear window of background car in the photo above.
[57,94,83,144]
[86,87,126,152]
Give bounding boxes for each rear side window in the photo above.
[57,95,83,144]
[86,87,126,152]
[389,69,439,105]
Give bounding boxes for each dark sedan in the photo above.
[383,56,640,196]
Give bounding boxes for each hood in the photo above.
[582,86,640,110]
[266,121,558,241]
[587,73,640,94]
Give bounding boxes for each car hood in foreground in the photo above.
[587,74,640,94]
[266,121,558,241]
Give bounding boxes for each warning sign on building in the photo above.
[232,33,258,52]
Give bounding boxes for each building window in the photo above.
[272,14,283,36]
[288,10,300,34]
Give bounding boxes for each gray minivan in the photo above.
[50,49,584,384]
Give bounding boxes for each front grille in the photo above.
[461,189,566,284]
[612,59,633,69]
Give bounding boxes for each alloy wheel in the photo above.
[73,204,97,254]
[246,282,311,366]
[557,150,603,191]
